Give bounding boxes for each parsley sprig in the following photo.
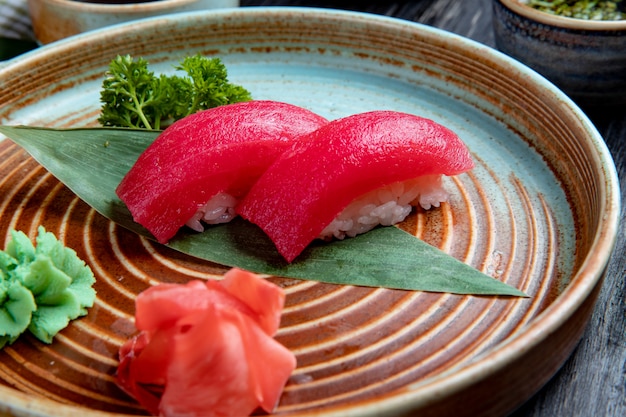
[98,54,252,130]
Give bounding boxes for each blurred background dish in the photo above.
[27,0,239,44]
[493,0,626,110]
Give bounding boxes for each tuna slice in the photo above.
[237,110,474,263]
[116,100,329,243]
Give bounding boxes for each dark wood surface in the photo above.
[240,1,626,416]
[1,1,624,416]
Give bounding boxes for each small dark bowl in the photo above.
[493,0,626,109]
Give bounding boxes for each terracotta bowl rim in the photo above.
[27,0,220,13]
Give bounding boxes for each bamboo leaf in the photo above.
[0,126,526,296]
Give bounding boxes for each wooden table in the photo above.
[1,0,623,416]
[238,1,625,416]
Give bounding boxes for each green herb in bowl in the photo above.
[524,0,624,20]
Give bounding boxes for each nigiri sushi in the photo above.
[116,100,329,243]
[237,110,474,263]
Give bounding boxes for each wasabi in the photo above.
[0,277,36,347]
[0,226,96,347]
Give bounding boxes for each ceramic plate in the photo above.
[0,8,620,417]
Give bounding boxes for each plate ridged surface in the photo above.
[0,8,616,417]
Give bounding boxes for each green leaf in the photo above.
[0,125,526,297]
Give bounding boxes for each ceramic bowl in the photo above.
[27,0,240,44]
[493,0,626,109]
[0,7,620,417]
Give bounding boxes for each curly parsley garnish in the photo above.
[98,54,252,130]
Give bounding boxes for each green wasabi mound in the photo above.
[0,226,96,347]
[0,277,36,347]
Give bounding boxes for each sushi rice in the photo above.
[319,175,448,241]
[185,192,238,232]
[185,174,449,240]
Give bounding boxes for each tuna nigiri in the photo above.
[116,100,328,243]
[237,110,474,263]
